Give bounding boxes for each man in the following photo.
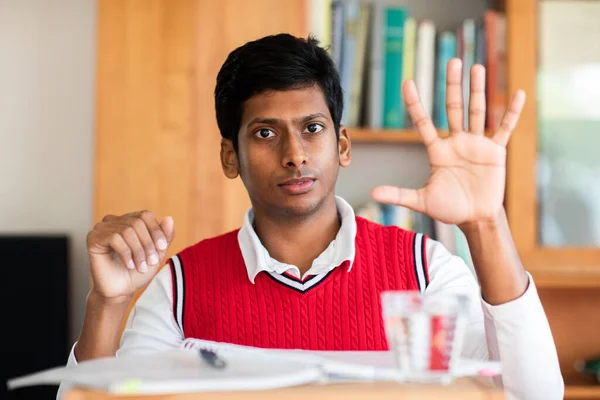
[63,35,563,399]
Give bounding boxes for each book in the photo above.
[402,17,416,86]
[323,5,502,130]
[461,19,476,129]
[475,20,486,67]
[383,7,407,128]
[348,4,370,127]
[434,31,457,129]
[401,17,417,128]
[339,1,360,126]
[484,11,506,131]
[330,1,344,68]
[366,3,385,129]
[307,0,333,50]
[414,20,436,119]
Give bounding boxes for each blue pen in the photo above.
[200,349,227,369]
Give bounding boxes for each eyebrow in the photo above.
[246,112,328,127]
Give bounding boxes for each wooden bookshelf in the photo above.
[350,128,425,143]
[532,270,600,289]
[349,129,496,144]
[505,0,600,393]
[564,376,600,399]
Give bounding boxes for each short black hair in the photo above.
[214,34,343,152]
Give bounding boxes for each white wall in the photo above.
[0,0,96,343]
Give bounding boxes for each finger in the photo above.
[492,90,526,146]
[138,210,168,252]
[125,217,160,268]
[160,216,176,244]
[370,185,426,214]
[402,80,438,146]
[120,225,150,273]
[446,58,464,134]
[101,214,118,222]
[468,64,486,135]
[107,232,136,270]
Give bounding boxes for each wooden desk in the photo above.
[65,379,503,400]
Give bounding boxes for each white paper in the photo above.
[8,339,502,395]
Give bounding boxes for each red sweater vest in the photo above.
[169,216,429,351]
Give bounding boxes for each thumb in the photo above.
[370,185,426,214]
[160,216,176,244]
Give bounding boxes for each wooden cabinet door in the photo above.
[506,0,600,288]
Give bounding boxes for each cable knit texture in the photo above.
[176,216,424,350]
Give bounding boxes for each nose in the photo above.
[281,132,307,169]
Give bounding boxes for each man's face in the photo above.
[222,85,351,218]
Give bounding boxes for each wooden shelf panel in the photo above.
[565,376,600,399]
[531,270,600,289]
[525,248,600,288]
[349,129,428,143]
[348,129,496,143]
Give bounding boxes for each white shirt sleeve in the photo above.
[56,266,183,399]
[117,265,184,356]
[425,238,564,400]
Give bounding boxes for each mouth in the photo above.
[278,177,316,195]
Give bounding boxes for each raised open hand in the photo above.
[371,58,526,226]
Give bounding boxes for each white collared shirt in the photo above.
[61,196,564,400]
[239,197,357,283]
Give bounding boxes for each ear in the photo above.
[338,125,352,167]
[220,138,239,179]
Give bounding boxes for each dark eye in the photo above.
[304,123,324,134]
[256,128,275,139]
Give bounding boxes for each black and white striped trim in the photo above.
[170,255,185,332]
[265,270,333,293]
[413,233,429,293]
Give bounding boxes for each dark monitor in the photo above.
[0,235,70,400]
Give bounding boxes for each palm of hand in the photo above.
[372,59,525,226]
[420,133,506,224]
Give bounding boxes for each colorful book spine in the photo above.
[366,3,385,129]
[307,0,333,50]
[475,20,486,66]
[348,4,370,127]
[330,1,344,69]
[339,1,360,126]
[487,12,506,131]
[435,32,457,129]
[461,19,476,129]
[484,10,496,130]
[414,20,436,119]
[383,7,406,128]
[401,17,416,128]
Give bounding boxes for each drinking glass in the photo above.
[381,291,470,384]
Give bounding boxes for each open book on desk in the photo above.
[8,339,501,396]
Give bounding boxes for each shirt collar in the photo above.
[237,196,357,283]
